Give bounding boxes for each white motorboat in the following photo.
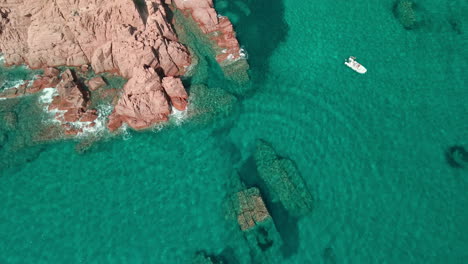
[344,56,367,74]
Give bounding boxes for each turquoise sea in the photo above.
[1,0,467,263]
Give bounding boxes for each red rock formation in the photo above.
[1,0,215,133]
[108,67,170,131]
[173,0,242,63]
[48,69,97,133]
[162,76,188,111]
[0,0,191,78]
[28,67,60,93]
[87,76,106,91]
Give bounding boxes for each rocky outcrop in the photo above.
[173,0,242,63]
[29,67,61,93]
[107,67,170,131]
[1,0,247,133]
[0,0,191,78]
[162,76,188,111]
[87,76,106,91]
[48,69,97,134]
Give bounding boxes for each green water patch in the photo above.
[0,61,42,91]
[215,0,288,82]
[0,95,61,171]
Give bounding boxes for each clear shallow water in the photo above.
[1,0,467,263]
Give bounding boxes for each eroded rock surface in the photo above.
[173,0,242,63]
[0,0,191,78]
[162,76,188,111]
[1,0,246,134]
[108,67,171,131]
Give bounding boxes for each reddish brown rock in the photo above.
[81,64,90,73]
[80,110,98,122]
[43,67,60,78]
[88,76,106,91]
[28,76,60,93]
[162,76,188,111]
[173,0,241,63]
[0,0,191,78]
[55,69,88,112]
[107,110,124,132]
[109,67,170,130]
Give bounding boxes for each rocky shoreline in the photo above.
[0,0,247,135]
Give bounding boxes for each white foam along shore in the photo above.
[169,106,188,126]
[38,87,112,137]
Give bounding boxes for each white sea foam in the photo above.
[38,88,58,105]
[120,124,133,140]
[239,47,248,59]
[77,103,114,137]
[169,106,188,126]
[2,79,25,90]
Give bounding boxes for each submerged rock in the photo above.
[234,188,271,231]
[393,0,417,29]
[230,187,283,263]
[254,140,313,217]
[3,111,18,130]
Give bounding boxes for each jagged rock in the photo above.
[88,76,106,91]
[162,76,188,110]
[43,67,60,78]
[29,76,60,93]
[173,0,242,63]
[108,67,171,131]
[0,0,191,78]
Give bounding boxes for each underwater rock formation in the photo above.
[233,188,271,231]
[230,187,282,263]
[254,140,313,218]
[393,0,417,29]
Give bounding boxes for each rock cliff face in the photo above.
[0,0,244,132]
[0,0,190,77]
[172,0,242,63]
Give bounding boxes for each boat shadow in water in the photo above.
[445,145,468,169]
[238,156,301,259]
